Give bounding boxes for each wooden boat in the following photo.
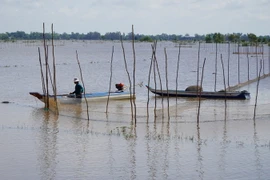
[146,85,250,100]
[30,91,135,104]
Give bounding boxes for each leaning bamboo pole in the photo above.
[153,46,157,118]
[42,24,49,109]
[175,43,181,102]
[164,48,170,120]
[151,42,164,115]
[197,58,206,123]
[38,47,46,98]
[120,36,134,119]
[220,55,227,119]
[253,60,262,121]
[75,51,89,120]
[131,25,137,124]
[106,46,114,114]
[51,24,58,114]
[147,45,155,119]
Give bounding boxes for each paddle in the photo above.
[57,94,70,96]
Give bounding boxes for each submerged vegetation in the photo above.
[0,31,270,44]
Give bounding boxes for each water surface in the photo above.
[0,41,270,179]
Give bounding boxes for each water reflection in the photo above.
[34,109,59,180]
[128,127,137,180]
[161,122,170,180]
[219,120,228,177]
[196,124,204,180]
[253,121,262,179]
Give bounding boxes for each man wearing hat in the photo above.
[70,78,84,98]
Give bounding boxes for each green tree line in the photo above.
[0,31,269,44]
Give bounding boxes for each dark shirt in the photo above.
[72,83,84,98]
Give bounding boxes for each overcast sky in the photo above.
[0,0,269,36]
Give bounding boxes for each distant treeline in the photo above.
[0,31,270,44]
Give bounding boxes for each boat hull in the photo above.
[146,85,250,100]
[30,91,135,104]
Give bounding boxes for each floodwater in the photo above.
[0,40,270,180]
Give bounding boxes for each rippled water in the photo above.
[0,41,270,179]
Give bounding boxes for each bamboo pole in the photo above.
[38,47,46,97]
[197,58,206,123]
[220,54,227,119]
[106,46,114,113]
[75,51,89,120]
[146,41,157,119]
[164,48,170,120]
[253,60,262,121]
[256,43,258,77]
[262,44,265,75]
[197,42,201,94]
[153,45,157,119]
[247,47,250,81]
[269,45,270,73]
[237,42,240,84]
[131,25,137,124]
[214,43,217,92]
[120,36,133,119]
[176,43,181,102]
[147,44,155,119]
[151,42,164,114]
[51,24,58,114]
[42,23,49,109]
[227,42,230,88]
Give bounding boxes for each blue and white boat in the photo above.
[30,91,135,104]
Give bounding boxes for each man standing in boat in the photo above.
[70,78,84,98]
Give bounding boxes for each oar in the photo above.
[56,93,71,96]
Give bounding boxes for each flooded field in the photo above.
[0,41,270,179]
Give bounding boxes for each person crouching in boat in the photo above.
[70,78,84,98]
[115,83,124,92]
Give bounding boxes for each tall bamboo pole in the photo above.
[75,51,89,120]
[153,46,157,119]
[227,42,230,88]
[247,48,250,81]
[42,23,49,109]
[38,47,46,97]
[237,42,240,84]
[120,36,133,119]
[256,43,258,77]
[164,48,170,120]
[269,45,270,74]
[106,46,114,114]
[253,60,262,120]
[176,43,181,102]
[214,43,217,92]
[197,42,201,94]
[131,25,137,124]
[147,44,155,119]
[262,44,265,75]
[151,43,164,113]
[221,55,227,119]
[51,24,58,114]
[197,58,206,123]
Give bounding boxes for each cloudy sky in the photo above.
[0,0,269,36]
